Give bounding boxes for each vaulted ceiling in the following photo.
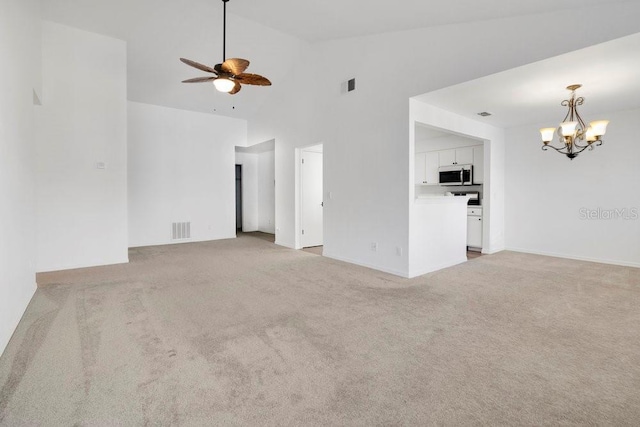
[42,0,637,122]
[414,32,640,128]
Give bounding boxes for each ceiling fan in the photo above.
[179,0,271,95]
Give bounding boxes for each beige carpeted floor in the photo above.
[1,234,639,425]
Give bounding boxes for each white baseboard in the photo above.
[482,245,505,255]
[0,281,37,358]
[407,257,468,278]
[36,256,130,274]
[130,234,237,249]
[274,240,295,249]
[505,247,640,269]
[322,251,409,278]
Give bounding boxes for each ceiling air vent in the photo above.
[342,78,356,94]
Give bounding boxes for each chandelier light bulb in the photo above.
[560,121,578,137]
[539,128,556,144]
[213,77,235,93]
[585,127,597,142]
[589,120,609,137]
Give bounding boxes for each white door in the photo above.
[301,150,323,247]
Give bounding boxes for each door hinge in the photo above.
[301,158,305,164]
[302,229,305,235]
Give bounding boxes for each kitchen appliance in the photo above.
[439,164,473,186]
[452,191,480,206]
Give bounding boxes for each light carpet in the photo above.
[1,234,639,425]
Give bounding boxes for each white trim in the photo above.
[129,234,237,249]
[36,257,130,274]
[506,247,640,269]
[1,282,37,358]
[275,240,295,249]
[407,257,468,278]
[482,246,505,255]
[323,251,409,278]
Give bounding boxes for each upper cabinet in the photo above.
[425,152,439,185]
[415,153,426,185]
[456,147,474,165]
[439,147,473,166]
[438,149,456,166]
[416,144,484,186]
[415,152,440,185]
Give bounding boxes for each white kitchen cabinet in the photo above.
[415,153,426,185]
[439,147,474,166]
[417,145,483,186]
[456,147,474,165]
[472,145,484,184]
[467,207,482,249]
[424,152,439,184]
[438,149,456,166]
[415,152,440,185]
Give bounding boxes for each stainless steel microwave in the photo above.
[439,164,473,186]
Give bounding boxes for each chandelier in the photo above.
[539,84,609,160]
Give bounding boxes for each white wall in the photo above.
[235,152,259,232]
[248,4,640,277]
[505,107,640,267]
[416,133,482,153]
[35,22,128,272]
[128,102,247,247]
[410,199,469,278]
[257,150,275,234]
[0,0,41,356]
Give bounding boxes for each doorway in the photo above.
[300,145,323,249]
[235,164,242,231]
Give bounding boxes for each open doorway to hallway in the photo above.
[235,165,243,232]
[299,144,323,254]
[234,140,276,238]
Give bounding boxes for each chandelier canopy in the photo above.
[539,84,609,160]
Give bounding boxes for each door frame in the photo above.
[295,143,324,249]
[235,164,242,233]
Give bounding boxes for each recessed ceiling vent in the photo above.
[477,112,492,117]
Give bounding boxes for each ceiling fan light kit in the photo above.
[213,77,236,93]
[179,0,271,95]
[539,84,609,160]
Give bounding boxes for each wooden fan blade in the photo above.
[229,80,242,95]
[235,73,271,86]
[180,58,218,74]
[221,58,250,75]
[182,76,216,83]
